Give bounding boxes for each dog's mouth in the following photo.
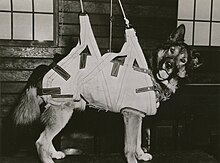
[155,69,179,100]
[156,69,170,81]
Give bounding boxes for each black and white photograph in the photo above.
[0,0,219,163]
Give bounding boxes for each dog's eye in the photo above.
[166,61,173,69]
[169,47,175,54]
[180,58,186,63]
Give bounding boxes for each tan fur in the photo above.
[36,103,74,163]
[13,87,41,125]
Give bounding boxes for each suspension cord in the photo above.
[60,0,64,38]
[117,0,129,28]
[109,0,113,52]
[79,0,84,13]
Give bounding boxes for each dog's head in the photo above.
[152,24,202,100]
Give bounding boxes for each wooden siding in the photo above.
[0,0,178,118]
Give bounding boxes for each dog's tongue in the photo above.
[157,70,169,80]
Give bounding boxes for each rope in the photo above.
[109,0,113,52]
[79,0,84,13]
[60,0,64,38]
[117,0,129,27]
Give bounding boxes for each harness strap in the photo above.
[110,56,127,77]
[51,62,71,81]
[51,94,73,98]
[38,87,61,95]
[132,65,166,102]
[79,46,91,69]
[136,86,155,93]
[133,66,152,76]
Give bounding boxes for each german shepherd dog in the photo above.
[13,24,202,163]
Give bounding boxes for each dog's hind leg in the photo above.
[35,101,74,163]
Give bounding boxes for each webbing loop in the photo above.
[117,0,130,27]
[79,0,84,13]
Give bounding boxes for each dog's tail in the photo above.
[13,65,51,126]
[13,86,41,126]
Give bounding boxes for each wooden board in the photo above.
[0,58,52,70]
[0,70,32,82]
[59,1,176,18]
[0,47,64,58]
[1,82,26,94]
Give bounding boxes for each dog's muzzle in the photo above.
[156,69,169,81]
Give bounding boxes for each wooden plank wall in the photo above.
[0,0,178,118]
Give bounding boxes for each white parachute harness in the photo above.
[41,0,160,115]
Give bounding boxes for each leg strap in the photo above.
[38,87,61,95]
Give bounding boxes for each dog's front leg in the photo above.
[122,108,144,163]
[136,124,152,161]
[122,108,152,163]
[122,109,139,163]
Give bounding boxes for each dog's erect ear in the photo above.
[167,24,185,43]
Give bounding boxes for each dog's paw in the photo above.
[136,152,153,161]
[51,151,66,159]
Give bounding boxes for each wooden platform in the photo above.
[1,151,219,163]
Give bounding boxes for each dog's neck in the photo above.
[148,66,179,103]
[148,72,169,103]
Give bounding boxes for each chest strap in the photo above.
[50,62,71,81]
[132,66,152,75]
[132,65,164,103]
[136,86,155,93]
